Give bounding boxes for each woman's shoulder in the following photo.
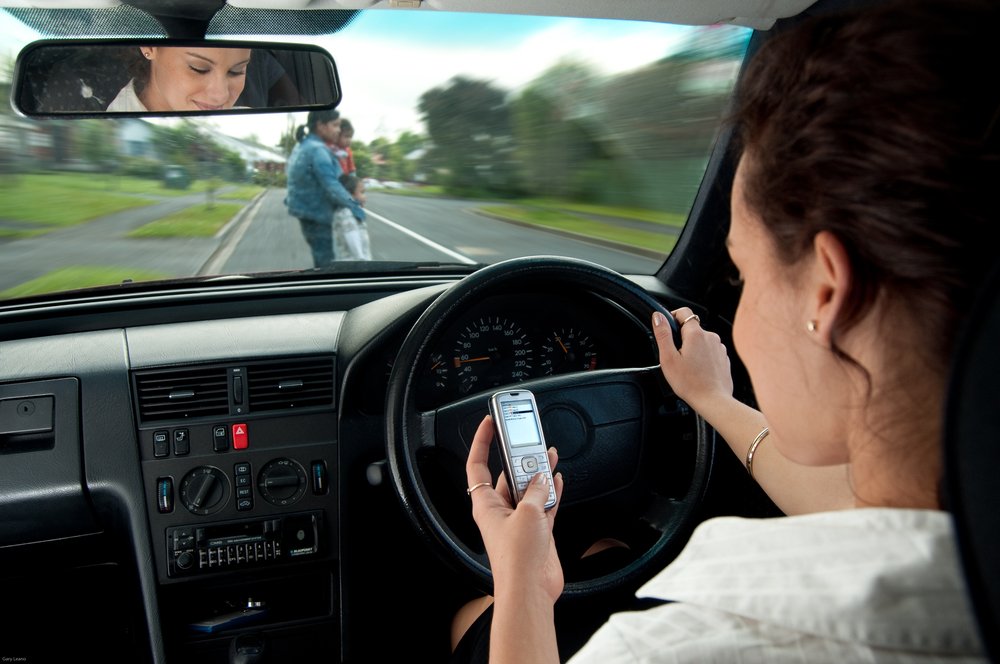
[105,79,147,112]
[300,136,332,158]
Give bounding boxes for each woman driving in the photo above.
[452,0,997,661]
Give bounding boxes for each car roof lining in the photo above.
[1,0,820,31]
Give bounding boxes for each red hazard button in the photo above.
[232,423,248,450]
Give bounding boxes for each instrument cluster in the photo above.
[408,291,654,409]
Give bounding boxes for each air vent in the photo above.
[247,357,334,412]
[134,366,229,422]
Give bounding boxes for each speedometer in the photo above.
[452,317,534,394]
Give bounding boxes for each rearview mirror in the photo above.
[12,39,341,116]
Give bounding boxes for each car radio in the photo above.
[166,510,322,577]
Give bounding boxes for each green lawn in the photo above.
[478,204,677,254]
[219,185,265,200]
[0,174,155,226]
[375,184,447,198]
[127,202,244,238]
[0,265,171,300]
[18,172,212,197]
[520,198,687,227]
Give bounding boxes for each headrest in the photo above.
[943,260,1000,662]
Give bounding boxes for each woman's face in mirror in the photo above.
[139,46,251,111]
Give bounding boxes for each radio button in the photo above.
[176,550,194,570]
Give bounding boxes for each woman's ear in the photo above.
[809,230,852,345]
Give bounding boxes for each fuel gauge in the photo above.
[539,328,598,375]
[428,352,450,390]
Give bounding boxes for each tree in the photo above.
[150,121,212,167]
[351,143,374,180]
[278,114,299,156]
[510,60,603,199]
[78,119,118,169]
[418,76,518,196]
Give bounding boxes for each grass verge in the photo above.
[0,174,155,226]
[0,265,171,300]
[479,204,676,255]
[520,198,686,227]
[219,185,265,200]
[127,203,243,238]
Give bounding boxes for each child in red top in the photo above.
[331,118,356,175]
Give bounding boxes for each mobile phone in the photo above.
[489,390,557,509]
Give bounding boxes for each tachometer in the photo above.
[452,317,534,394]
[539,328,598,375]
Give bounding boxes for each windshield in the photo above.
[0,9,750,302]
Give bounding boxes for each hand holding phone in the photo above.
[489,389,557,509]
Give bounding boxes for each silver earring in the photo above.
[806,320,818,332]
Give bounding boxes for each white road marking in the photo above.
[366,209,477,265]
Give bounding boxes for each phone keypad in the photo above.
[512,452,557,507]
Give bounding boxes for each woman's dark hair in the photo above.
[732,0,999,367]
[295,109,341,142]
[125,47,151,95]
[339,119,354,135]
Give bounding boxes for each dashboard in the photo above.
[0,274,742,663]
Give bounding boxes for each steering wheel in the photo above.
[386,256,713,598]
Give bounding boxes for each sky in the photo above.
[1,8,741,149]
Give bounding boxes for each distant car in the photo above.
[163,164,190,189]
[362,177,383,190]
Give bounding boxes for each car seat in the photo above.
[943,260,1000,663]
[17,45,132,113]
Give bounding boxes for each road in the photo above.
[212,190,667,276]
[0,188,669,293]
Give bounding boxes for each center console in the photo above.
[133,356,339,662]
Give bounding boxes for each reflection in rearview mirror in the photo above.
[13,40,341,116]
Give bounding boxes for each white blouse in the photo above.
[571,509,985,663]
[105,79,147,112]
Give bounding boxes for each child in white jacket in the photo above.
[333,174,371,261]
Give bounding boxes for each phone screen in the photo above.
[501,399,541,447]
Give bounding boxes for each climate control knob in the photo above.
[257,458,307,507]
[178,466,229,515]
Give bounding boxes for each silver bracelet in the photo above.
[745,427,770,481]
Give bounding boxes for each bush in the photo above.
[253,170,286,187]
[121,157,164,180]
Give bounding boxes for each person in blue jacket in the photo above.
[284,109,366,267]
